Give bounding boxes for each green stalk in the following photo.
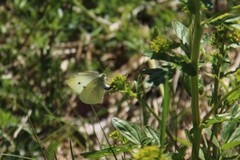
[138,96,180,151]
[160,75,170,148]
[189,0,203,159]
[210,45,224,159]
[136,75,149,126]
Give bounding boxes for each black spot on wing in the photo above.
[78,82,81,84]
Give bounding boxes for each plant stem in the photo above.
[137,75,149,126]
[138,97,180,151]
[189,0,203,159]
[90,105,118,160]
[210,44,225,159]
[161,75,170,148]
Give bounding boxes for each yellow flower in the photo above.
[109,130,129,145]
[235,68,240,82]
[214,26,240,45]
[133,146,172,160]
[109,75,137,98]
[149,36,171,53]
[232,29,240,42]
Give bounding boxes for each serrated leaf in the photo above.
[112,117,143,145]
[146,51,173,61]
[143,51,196,76]
[141,68,171,86]
[180,61,197,76]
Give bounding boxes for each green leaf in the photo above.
[141,68,173,86]
[201,113,232,128]
[231,104,240,118]
[199,148,206,160]
[141,137,153,147]
[185,129,193,143]
[143,50,154,58]
[225,15,240,23]
[180,61,197,76]
[0,109,18,128]
[222,140,240,150]
[227,89,240,104]
[172,146,187,160]
[112,117,143,145]
[205,128,220,148]
[144,126,161,146]
[182,74,191,96]
[209,14,240,27]
[228,126,240,142]
[221,121,237,143]
[183,71,204,96]
[172,21,189,45]
[81,145,138,159]
[47,141,60,160]
[143,51,196,76]
[221,112,240,150]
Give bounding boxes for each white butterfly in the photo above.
[66,71,110,104]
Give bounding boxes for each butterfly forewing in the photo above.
[79,76,105,104]
[65,72,99,94]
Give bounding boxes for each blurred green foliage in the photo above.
[0,0,176,158]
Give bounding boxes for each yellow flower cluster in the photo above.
[109,75,137,98]
[229,29,240,43]
[149,36,170,53]
[235,68,240,82]
[215,26,240,45]
[216,25,225,32]
[133,146,172,160]
[109,130,129,145]
[110,75,127,92]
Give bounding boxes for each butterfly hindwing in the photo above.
[79,75,105,104]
